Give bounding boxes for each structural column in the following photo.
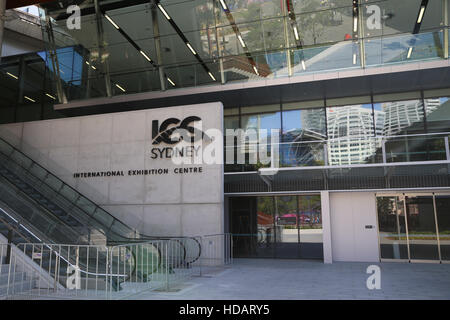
[444,0,449,59]
[0,0,6,61]
[151,0,166,91]
[94,0,112,97]
[321,191,333,264]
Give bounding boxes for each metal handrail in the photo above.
[0,140,203,268]
[0,169,88,243]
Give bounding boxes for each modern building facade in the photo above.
[1,0,450,265]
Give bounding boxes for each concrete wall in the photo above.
[329,192,379,262]
[0,102,224,238]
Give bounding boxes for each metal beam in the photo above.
[43,8,67,104]
[94,0,113,97]
[150,0,166,91]
[0,0,6,62]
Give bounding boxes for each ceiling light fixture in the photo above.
[6,72,18,80]
[104,14,120,29]
[46,93,56,100]
[140,50,152,62]
[237,35,246,48]
[293,26,299,41]
[407,47,413,59]
[417,6,426,23]
[115,84,126,92]
[158,4,171,20]
[186,42,197,55]
[24,96,36,103]
[167,77,175,86]
[208,72,216,81]
[219,0,228,10]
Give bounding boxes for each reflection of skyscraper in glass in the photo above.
[327,105,383,165]
[424,98,441,117]
[380,100,438,136]
[282,109,327,166]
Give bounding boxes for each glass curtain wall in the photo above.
[15,0,448,103]
[224,91,450,171]
[376,193,450,262]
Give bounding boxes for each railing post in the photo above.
[5,229,12,264]
[199,236,203,277]
[54,247,59,292]
[382,138,387,163]
[165,242,169,291]
[445,136,450,160]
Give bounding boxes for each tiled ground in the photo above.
[129,259,450,300]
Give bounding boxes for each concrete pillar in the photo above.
[0,0,6,60]
[321,191,333,263]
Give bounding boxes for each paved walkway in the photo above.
[129,259,450,300]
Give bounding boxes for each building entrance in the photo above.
[229,195,323,259]
[376,193,450,263]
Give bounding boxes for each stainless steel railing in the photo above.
[3,233,232,300]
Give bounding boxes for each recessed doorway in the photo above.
[229,194,323,260]
[376,192,450,263]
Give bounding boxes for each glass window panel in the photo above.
[327,96,371,107]
[216,0,283,27]
[160,0,215,32]
[326,104,376,165]
[238,108,280,170]
[373,91,422,103]
[424,97,450,133]
[218,18,285,56]
[292,0,353,14]
[373,99,425,136]
[256,196,276,257]
[377,196,409,260]
[365,31,444,67]
[283,100,325,110]
[241,104,280,114]
[294,6,353,46]
[385,136,447,163]
[223,52,287,81]
[298,194,323,259]
[274,195,300,258]
[405,195,440,261]
[224,115,239,131]
[362,0,443,38]
[281,107,326,166]
[423,88,450,98]
[224,107,239,116]
[292,41,360,75]
[241,110,281,140]
[435,195,450,261]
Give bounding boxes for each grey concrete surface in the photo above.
[128,259,450,300]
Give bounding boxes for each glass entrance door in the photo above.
[376,192,449,263]
[435,194,450,262]
[405,195,440,261]
[230,194,323,259]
